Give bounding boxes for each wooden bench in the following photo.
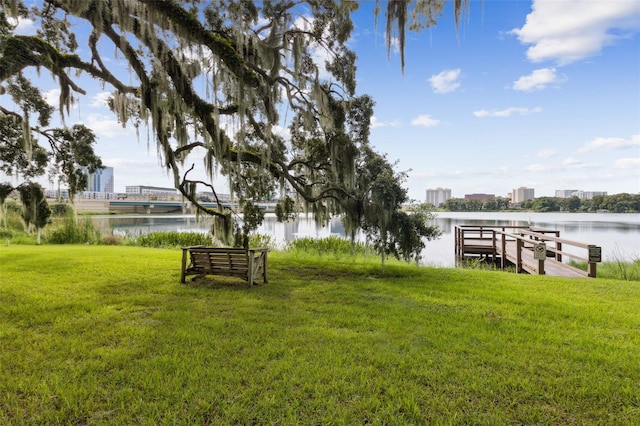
[180,246,268,285]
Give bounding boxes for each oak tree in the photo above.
[0,0,466,255]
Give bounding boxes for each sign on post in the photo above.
[588,246,602,263]
[533,242,547,260]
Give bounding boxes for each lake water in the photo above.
[92,212,640,267]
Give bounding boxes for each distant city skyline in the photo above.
[427,186,609,203]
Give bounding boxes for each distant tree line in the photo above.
[439,193,640,213]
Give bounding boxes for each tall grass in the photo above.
[569,246,640,281]
[570,259,640,281]
[131,231,214,248]
[0,201,29,243]
[286,235,373,258]
[46,212,102,244]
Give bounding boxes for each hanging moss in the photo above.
[16,182,48,234]
[1,1,462,255]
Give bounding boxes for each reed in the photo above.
[131,231,214,248]
[46,212,101,244]
[286,235,373,258]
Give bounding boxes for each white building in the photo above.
[426,187,451,207]
[511,187,535,203]
[555,189,607,200]
[44,189,69,199]
[125,185,177,195]
[574,190,607,200]
[80,191,120,200]
[555,189,578,198]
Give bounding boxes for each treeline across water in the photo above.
[439,193,640,213]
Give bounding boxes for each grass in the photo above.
[1,245,638,424]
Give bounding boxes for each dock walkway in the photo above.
[454,225,601,278]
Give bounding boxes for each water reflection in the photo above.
[93,212,640,267]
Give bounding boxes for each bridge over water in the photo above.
[107,200,277,214]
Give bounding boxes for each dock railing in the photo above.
[455,225,531,260]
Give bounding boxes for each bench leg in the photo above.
[263,252,268,283]
[180,249,188,283]
[248,253,255,286]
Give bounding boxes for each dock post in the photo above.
[492,231,496,262]
[500,232,506,270]
[538,258,545,275]
[556,242,562,262]
[516,238,523,274]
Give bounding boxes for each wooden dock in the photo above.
[454,225,601,278]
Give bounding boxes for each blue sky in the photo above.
[352,0,640,200]
[4,0,640,201]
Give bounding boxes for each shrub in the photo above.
[3,201,24,230]
[47,213,101,244]
[132,231,213,248]
[50,203,72,217]
[100,234,123,245]
[0,228,13,243]
[286,236,372,257]
[248,233,279,250]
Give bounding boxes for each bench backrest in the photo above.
[190,248,252,271]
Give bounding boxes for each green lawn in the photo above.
[1,245,638,424]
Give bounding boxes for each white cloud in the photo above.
[43,89,61,107]
[535,149,557,158]
[90,92,112,108]
[613,157,640,169]
[75,113,137,139]
[513,68,564,91]
[8,17,35,35]
[429,69,461,93]
[411,114,441,127]
[272,124,291,141]
[511,0,640,65]
[388,36,400,54]
[370,116,401,129]
[578,134,640,152]
[524,164,548,173]
[562,157,584,167]
[473,107,542,118]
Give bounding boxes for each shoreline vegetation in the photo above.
[1,244,638,424]
[0,201,639,281]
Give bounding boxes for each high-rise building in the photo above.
[85,167,114,192]
[425,187,451,207]
[555,189,578,198]
[511,187,535,203]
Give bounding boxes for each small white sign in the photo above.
[534,243,547,260]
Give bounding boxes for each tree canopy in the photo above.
[0,0,467,254]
